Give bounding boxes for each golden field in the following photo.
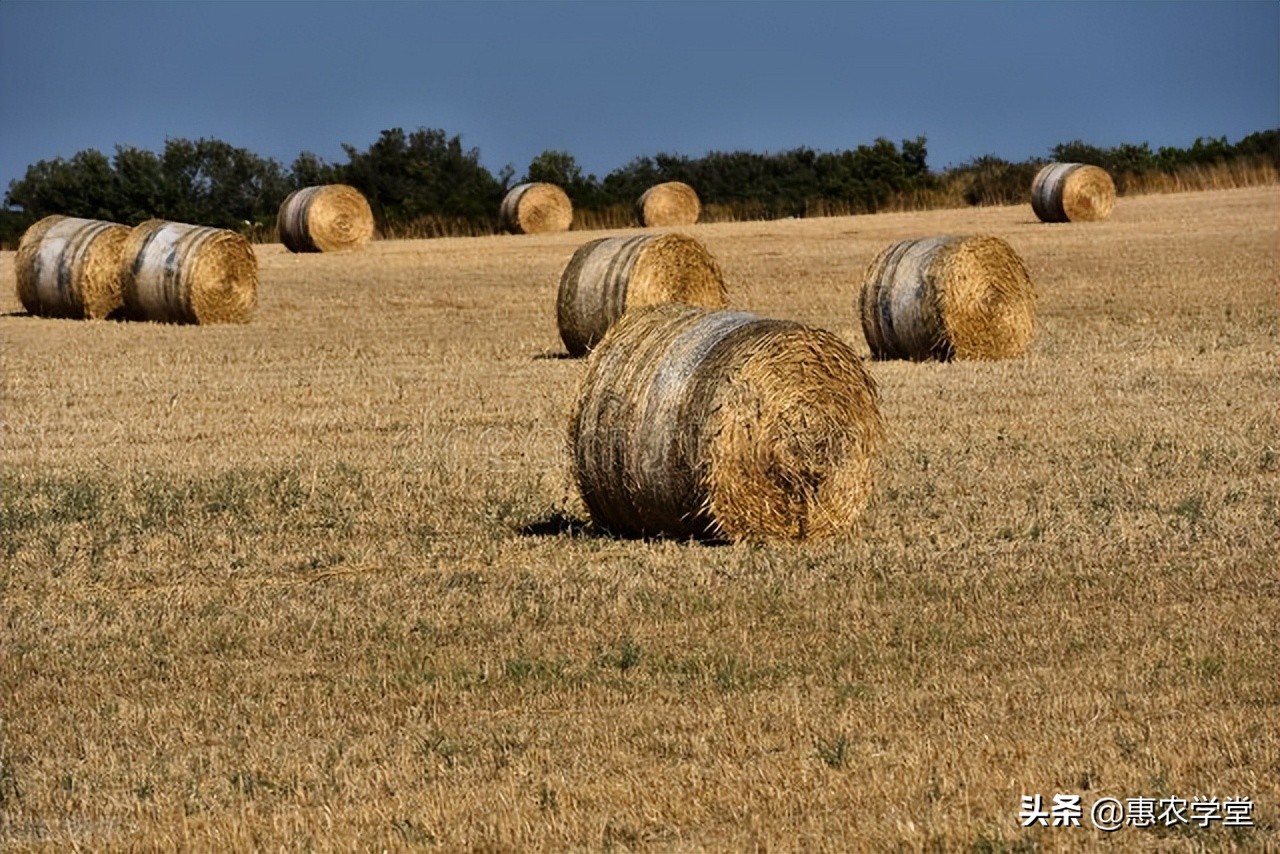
[1,186,1277,851]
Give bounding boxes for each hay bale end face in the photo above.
[638,181,702,227]
[14,215,131,319]
[557,232,728,357]
[859,235,1036,361]
[277,184,375,252]
[500,182,573,234]
[1031,163,1116,223]
[572,304,885,542]
[120,219,258,324]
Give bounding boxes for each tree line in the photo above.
[3,127,1276,247]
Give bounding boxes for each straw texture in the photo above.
[860,235,1036,361]
[571,304,885,542]
[500,183,573,234]
[1031,163,1116,223]
[14,215,131,319]
[277,184,375,252]
[120,220,258,324]
[557,233,728,357]
[638,182,702,227]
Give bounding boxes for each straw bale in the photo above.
[638,181,702,227]
[500,183,573,234]
[14,215,131,319]
[1031,163,1116,222]
[120,220,258,324]
[278,184,375,252]
[571,304,885,542]
[557,233,728,357]
[859,235,1035,361]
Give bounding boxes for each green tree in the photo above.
[288,151,341,191]
[340,128,503,227]
[524,149,601,207]
[158,138,289,228]
[5,149,120,221]
[1233,129,1280,166]
[111,146,166,224]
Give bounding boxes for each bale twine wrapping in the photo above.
[1030,162,1116,222]
[500,182,573,234]
[859,235,1036,361]
[14,215,131,319]
[637,181,702,227]
[557,233,728,357]
[120,220,258,324]
[277,184,375,252]
[571,304,885,542]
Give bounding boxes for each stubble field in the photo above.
[1,186,1277,851]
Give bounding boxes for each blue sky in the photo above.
[1,1,1277,197]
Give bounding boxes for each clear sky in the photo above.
[1,0,1277,196]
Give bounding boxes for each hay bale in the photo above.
[859,235,1035,361]
[1031,163,1116,222]
[500,182,573,234]
[637,181,701,227]
[571,304,885,542]
[557,233,728,357]
[277,184,375,252]
[120,220,258,324]
[13,215,131,319]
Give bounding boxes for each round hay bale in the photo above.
[1030,163,1116,223]
[500,182,573,234]
[277,184,375,252]
[859,235,1036,361]
[637,181,701,227]
[120,220,258,324]
[14,215,131,319]
[557,232,729,357]
[571,304,885,542]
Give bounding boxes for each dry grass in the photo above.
[1,187,1276,850]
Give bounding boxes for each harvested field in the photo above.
[1,187,1277,850]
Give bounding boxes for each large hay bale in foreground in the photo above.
[571,304,885,542]
[557,233,728,357]
[637,181,701,227]
[859,235,1036,361]
[500,182,573,234]
[14,215,131,319]
[277,184,375,252]
[1031,163,1116,222]
[120,220,258,324]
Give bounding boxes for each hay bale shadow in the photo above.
[515,509,726,546]
[517,510,593,538]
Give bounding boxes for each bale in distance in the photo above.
[571,304,885,542]
[14,215,131,319]
[120,220,258,324]
[1031,163,1116,223]
[859,235,1036,361]
[277,184,375,252]
[500,182,573,234]
[557,232,728,357]
[637,181,701,227]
